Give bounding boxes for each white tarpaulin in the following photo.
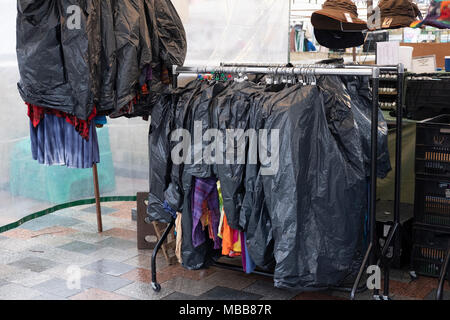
[173,0,290,65]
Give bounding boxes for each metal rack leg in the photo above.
[371,65,405,299]
[151,219,176,292]
[351,68,381,300]
[436,247,450,300]
[393,63,405,265]
[383,267,390,299]
[370,68,380,264]
[351,242,373,300]
[394,64,404,238]
[378,64,404,299]
[370,69,380,299]
[376,222,399,296]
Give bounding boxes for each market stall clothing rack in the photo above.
[149,64,401,299]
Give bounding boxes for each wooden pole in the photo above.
[92,163,103,233]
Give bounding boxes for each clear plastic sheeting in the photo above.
[172,0,290,65]
[0,0,289,228]
[0,62,149,227]
[0,1,149,227]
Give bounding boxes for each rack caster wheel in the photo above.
[152,282,161,292]
[409,271,418,281]
[373,295,391,300]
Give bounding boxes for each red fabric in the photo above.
[27,103,97,141]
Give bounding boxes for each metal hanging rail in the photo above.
[173,65,376,77]
[150,64,386,299]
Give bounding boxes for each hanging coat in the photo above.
[341,75,392,178]
[59,0,100,120]
[165,80,208,213]
[153,0,187,68]
[17,0,112,120]
[257,84,366,290]
[147,80,205,224]
[98,0,117,113]
[178,82,224,270]
[147,92,176,224]
[318,76,365,176]
[240,86,286,271]
[113,0,141,109]
[213,82,259,231]
[17,0,84,118]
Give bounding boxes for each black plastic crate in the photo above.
[414,175,450,228]
[406,77,450,120]
[412,224,450,278]
[376,219,413,269]
[415,115,450,177]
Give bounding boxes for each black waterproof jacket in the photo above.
[17,0,187,119]
[17,0,115,119]
[17,0,89,119]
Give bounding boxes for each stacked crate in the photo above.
[412,115,450,277]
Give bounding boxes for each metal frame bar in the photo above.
[345,64,405,300]
[351,242,374,300]
[355,67,381,300]
[436,246,450,300]
[151,219,176,292]
[173,65,374,77]
[150,64,408,300]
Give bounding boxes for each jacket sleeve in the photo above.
[17,0,48,16]
[98,0,117,111]
[154,0,187,67]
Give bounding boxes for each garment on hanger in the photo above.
[111,0,187,118]
[29,113,100,169]
[217,182,225,238]
[17,0,104,121]
[98,0,117,112]
[113,0,149,111]
[221,214,241,257]
[147,81,203,224]
[28,104,97,141]
[175,212,183,264]
[340,75,391,178]
[212,82,258,230]
[318,75,367,179]
[191,177,222,250]
[247,84,365,289]
[241,232,256,274]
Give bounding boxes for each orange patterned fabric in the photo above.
[221,214,241,257]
